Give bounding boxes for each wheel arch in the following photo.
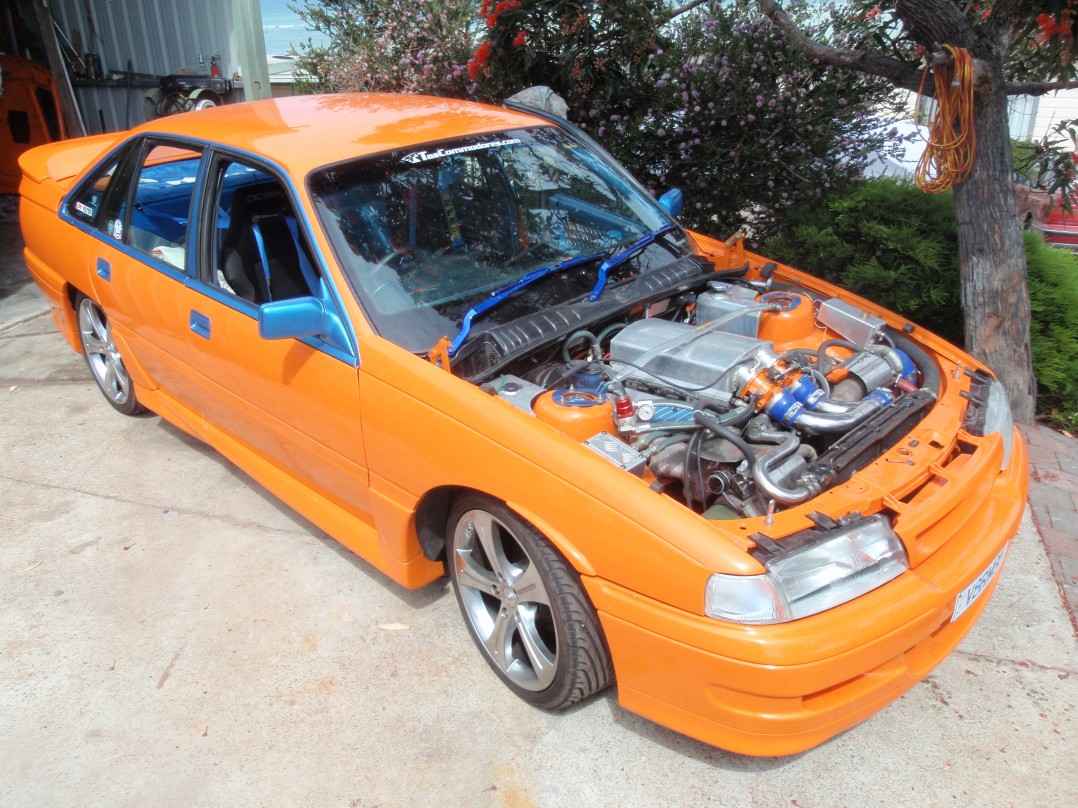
[70,288,156,392]
[414,484,467,562]
[58,282,86,351]
[414,484,597,579]
[66,282,85,315]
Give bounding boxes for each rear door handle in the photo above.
[96,258,111,281]
[189,310,211,339]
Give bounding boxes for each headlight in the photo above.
[962,371,1015,470]
[982,380,1015,469]
[705,515,908,624]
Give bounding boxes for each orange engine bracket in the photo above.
[428,336,453,373]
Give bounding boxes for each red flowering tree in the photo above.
[468,0,671,101]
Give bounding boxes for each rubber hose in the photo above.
[595,322,628,349]
[693,410,757,470]
[886,328,940,395]
[816,338,865,376]
[562,330,598,363]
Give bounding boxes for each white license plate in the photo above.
[951,543,1009,622]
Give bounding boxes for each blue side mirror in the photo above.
[658,188,683,218]
[259,296,325,340]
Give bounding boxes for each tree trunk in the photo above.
[757,0,1039,421]
[953,60,1036,423]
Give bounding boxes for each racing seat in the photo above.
[219,182,315,304]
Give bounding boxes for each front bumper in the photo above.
[584,430,1028,756]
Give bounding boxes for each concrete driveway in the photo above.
[1,221,1076,807]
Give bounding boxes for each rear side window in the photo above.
[69,155,123,228]
[68,139,204,271]
[128,144,204,268]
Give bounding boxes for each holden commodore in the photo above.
[17,94,1027,755]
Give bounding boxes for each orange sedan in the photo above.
[18,94,1027,755]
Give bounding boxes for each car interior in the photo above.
[216,179,319,304]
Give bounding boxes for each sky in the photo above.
[261,0,328,56]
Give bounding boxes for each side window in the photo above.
[68,139,203,271]
[209,159,319,305]
[128,143,204,269]
[69,154,125,230]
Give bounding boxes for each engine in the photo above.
[486,280,930,520]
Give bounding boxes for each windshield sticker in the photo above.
[401,138,521,164]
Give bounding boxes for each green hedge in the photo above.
[765,177,1078,426]
[1026,231,1078,426]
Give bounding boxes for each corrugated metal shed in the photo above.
[47,0,238,134]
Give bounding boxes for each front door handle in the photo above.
[95,258,111,281]
[190,310,211,339]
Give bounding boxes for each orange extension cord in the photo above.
[915,44,977,194]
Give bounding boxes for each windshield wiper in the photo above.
[447,251,607,356]
[586,223,679,302]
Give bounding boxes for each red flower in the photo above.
[513,30,527,47]
[468,41,493,79]
[1037,11,1074,44]
[1037,13,1060,38]
[865,7,882,20]
[481,0,492,14]
[486,0,522,30]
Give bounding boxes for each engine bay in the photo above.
[477,270,940,520]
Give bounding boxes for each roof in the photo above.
[132,93,550,176]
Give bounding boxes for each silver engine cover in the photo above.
[609,319,775,409]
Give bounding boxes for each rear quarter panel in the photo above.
[19,176,86,351]
[18,135,122,350]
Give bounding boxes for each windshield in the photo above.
[309,126,682,352]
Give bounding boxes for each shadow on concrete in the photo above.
[153,416,449,611]
[602,691,808,769]
[0,222,26,288]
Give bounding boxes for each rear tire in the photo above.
[446,494,614,710]
[76,295,145,416]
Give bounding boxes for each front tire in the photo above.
[447,495,614,710]
[76,295,144,416]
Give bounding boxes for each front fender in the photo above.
[357,335,760,611]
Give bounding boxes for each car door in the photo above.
[67,139,204,400]
[182,153,371,519]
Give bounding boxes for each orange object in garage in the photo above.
[1,55,65,195]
